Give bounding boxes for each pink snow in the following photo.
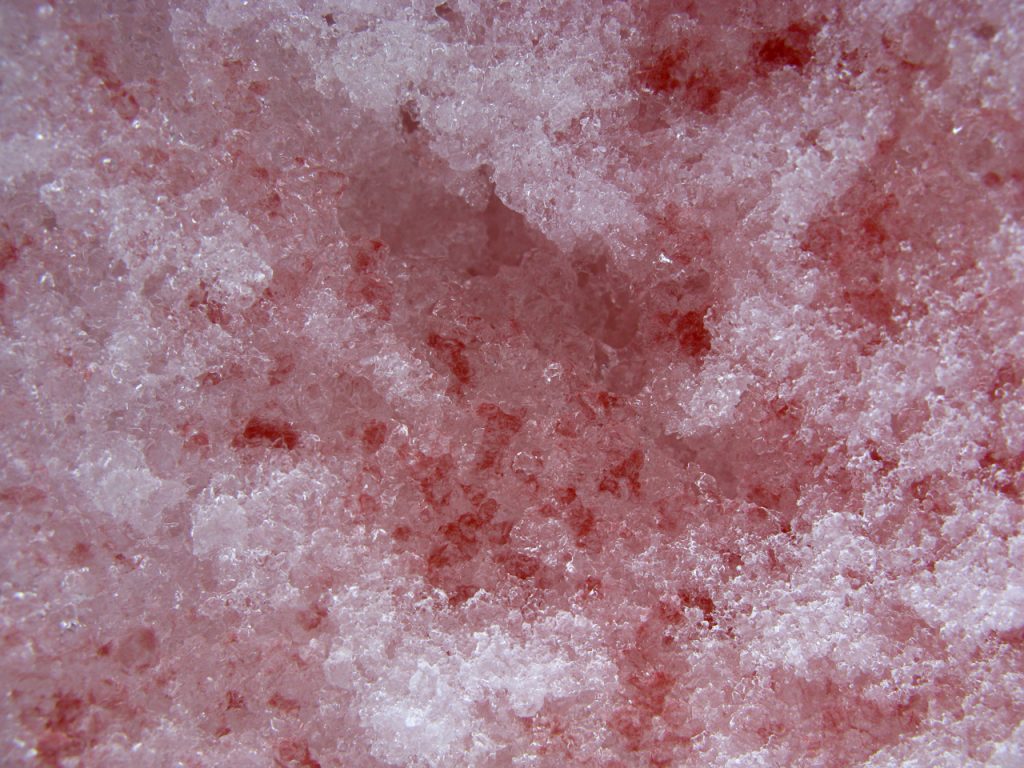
[1,1,1023,766]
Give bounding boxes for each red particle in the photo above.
[361,421,388,453]
[225,690,246,710]
[238,417,299,450]
[322,13,335,26]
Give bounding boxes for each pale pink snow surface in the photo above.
[1,1,1023,766]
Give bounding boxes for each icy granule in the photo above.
[1,1,1023,766]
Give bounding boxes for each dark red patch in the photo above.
[502,552,541,580]
[567,505,596,543]
[657,309,711,358]
[679,590,716,626]
[684,70,722,114]
[868,444,898,475]
[274,739,321,768]
[361,421,388,453]
[427,543,455,570]
[756,22,817,73]
[412,453,455,509]
[267,693,301,714]
[440,519,478,553]
[268,355,295,386]
[596,391,623,412]
[37,693,89,766]
[426,332,473,388]
[556,486,577,505]
[636,46,687,93]
[475,403,524,473]
[297,604,328,631]
[188,282,229,327]
[237,417,299,450]
[628,668,676,716]
[0,238,17,270]
[77,37,140,121]
[599,450,645,496]
[114,626,158,670]
[448,584,479,606]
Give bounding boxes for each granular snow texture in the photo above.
[1,1,1023,766]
